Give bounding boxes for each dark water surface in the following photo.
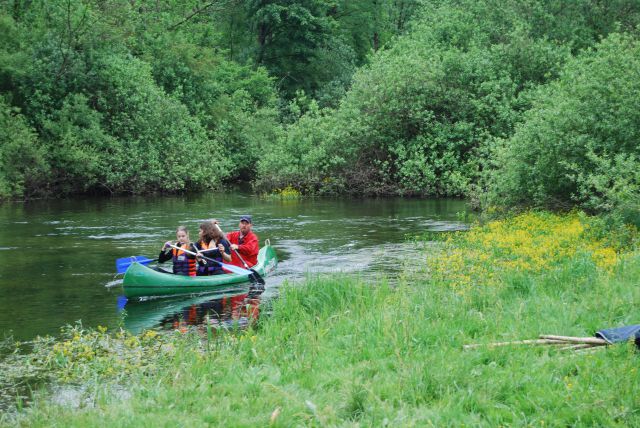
[0,193,469,340]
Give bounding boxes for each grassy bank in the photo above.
[4,212,640,426]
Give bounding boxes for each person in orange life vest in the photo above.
[226,215,259,268]
[194,221,231,275]
[158,226,197,276]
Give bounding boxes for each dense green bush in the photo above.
[256,1,572,196]
[39,93,114,194]
[256,0,640,200]
[487,33,640,223]
[0,98,47,198]
[144,34,281,181]
[2,0,639,207]
[0,1,282,198]
[92,53,229,193]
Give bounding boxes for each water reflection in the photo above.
[120,290,262,334]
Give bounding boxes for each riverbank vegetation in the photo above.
[257,1,640,221]
[2,2,639,423]
[3,212,639,425]
[1,0,639,222]
[0,0,417,199]
[2,0,640,423]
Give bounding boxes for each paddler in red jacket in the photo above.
[226,215,259,268]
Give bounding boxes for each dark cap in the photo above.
[239,215,252,224]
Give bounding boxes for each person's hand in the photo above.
[164,241,172,249]
[230,244,239,251]
[218,243,225,253]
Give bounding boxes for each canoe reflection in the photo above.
[121,290,262,334]
[162,292,260,332]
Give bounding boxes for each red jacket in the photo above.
[226,230,259,267]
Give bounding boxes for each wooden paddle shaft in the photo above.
[168,244,253,277]
[168,244,224,268]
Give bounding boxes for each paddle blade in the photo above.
[116,256,153,274]
[116,295,128,311]
[219,262,254,276]
[249,269,266,286]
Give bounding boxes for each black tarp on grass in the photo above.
[596,325,640,346]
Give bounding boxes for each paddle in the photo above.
[214,224,266,288]
[167,244,253,277]
[116,256,154,274]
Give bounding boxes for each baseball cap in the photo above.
[240,215,252,224]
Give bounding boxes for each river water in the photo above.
[0,193,469,340]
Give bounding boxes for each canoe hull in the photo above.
[123,244,277,298]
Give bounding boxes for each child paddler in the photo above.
[158,226,197,276]
[194,221,231,276]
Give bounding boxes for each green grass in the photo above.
[4,216,640,426]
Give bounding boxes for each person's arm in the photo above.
[219,240,232,263]
[237,233,259,258]
[193,242,207,266]
[158,250,172,263]
[158,242,173,263]
[185,243,197,260]
[199,241,221,255]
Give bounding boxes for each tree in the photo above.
[245,0,338,98]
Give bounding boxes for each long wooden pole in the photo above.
[558,343,594,351]
[463,339,567,350]
[539,335,608,345]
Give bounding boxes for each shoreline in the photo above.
[3,211,639,426]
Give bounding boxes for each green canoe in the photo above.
[123,243,277,298]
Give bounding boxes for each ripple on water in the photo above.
[87,233,161,240]
[57,226,110,230]
[105,279,123,288]
[426,221,468,232]
[268,241,418,284]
